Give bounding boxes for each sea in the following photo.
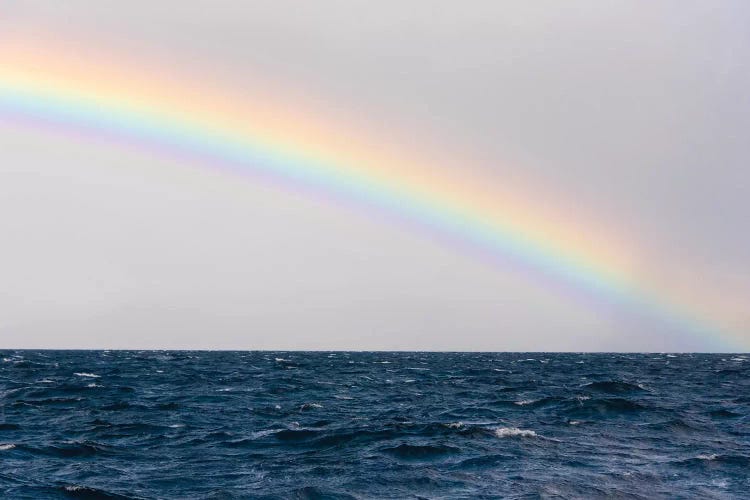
[0,351,748,499]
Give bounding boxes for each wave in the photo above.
[512,396,564,408]
[155,402,180,411]
[562,397,650,418]
[57,485,138,499]
[381,443,461,460]
[716,368,749,379]
[22,384,102,398]
[708,409,742,419]
[88,422,169,436]
[99,402,142,411]
[300,403,324,410]
[494,427,537,438]
[28,441,112,458]
[581,381,646,393]
[13,397,83,407]
[642,418,703,433]
[676,454,750,468]
[274,429,322,442]
[453,453,514,469]
[290,486,357,500]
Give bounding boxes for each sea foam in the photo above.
[494,427,537,438]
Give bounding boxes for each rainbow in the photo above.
[0,40,744,350]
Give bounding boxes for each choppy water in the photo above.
[1,351,749,499]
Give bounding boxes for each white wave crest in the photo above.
[0,444,15,451]
[494,427,537,438]
[300,403,323,410]
[251,429,277,439]
[74,372,100,378]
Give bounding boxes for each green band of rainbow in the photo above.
[0,56,744,350]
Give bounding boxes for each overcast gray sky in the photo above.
[1,1,748,350]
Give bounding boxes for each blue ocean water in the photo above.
[0,351,748,499]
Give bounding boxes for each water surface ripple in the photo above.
[1,351,748,498]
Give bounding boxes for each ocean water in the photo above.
[0,351,748,499]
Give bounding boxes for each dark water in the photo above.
[1,351,749,499]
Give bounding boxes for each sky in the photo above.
[1,1,748,351]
